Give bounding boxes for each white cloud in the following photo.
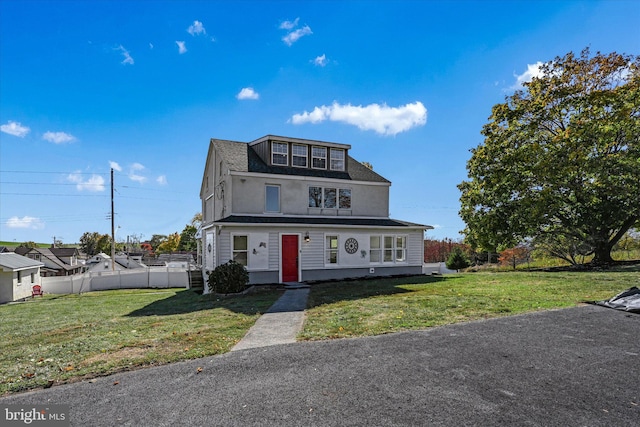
[1,120,30,137]
[511,61,544,89]
[129,163,147,183]
[313,54,327,67]
[236,87,260,100]
[6,216,45,230]
[282,25,312,46]
[109,161,122,171]
[176,41,187,54]
[5,216,44,230]
[67,173,105,192]
[116,45,134,65]
[290,101,427,136]
[187,20,206,36]
[279,18,299,30]
[43,131,76,144]
[156,175,167,185]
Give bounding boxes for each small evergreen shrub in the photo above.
[446,247,470,272]
[207,261,249,294]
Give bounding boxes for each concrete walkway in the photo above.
[232,286,310,351]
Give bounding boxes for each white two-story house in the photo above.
[200,135,431,284]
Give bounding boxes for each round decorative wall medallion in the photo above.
[345,237,359,254]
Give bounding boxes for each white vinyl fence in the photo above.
[40,267,191,294]
[422,262,457,275]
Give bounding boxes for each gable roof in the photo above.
[210,138,390,184]
[14,247,81,272]
[50,247,79,257]
[0,253,44,271]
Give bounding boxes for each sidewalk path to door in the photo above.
[232,285,310,351]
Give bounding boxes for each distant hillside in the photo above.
[0,241,79,249]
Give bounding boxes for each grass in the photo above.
[299,265,640,341]
[3,265,638,396]
[0,288,281,396]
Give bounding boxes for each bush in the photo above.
[207,261,249,294]
[446,247,470,272]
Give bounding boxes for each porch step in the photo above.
[189,270,205,292]
[283,282,310,289]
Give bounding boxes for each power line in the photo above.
[0,170,109,175]
[1,193,108,197]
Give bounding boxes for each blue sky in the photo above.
[1,0,639,245]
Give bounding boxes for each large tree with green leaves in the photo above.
[459,49,640,265]
[79,232,111,256]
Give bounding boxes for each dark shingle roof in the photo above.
[211,139,390,183]
[50,247,79,257]
[216,215,429,228]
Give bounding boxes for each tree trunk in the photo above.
[591,244,614,265]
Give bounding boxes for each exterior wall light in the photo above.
[304,232,310,243]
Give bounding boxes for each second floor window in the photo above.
[272,142,288,165]
[265,185,280,212]
[309,186,351,209]
[292,144,308,167]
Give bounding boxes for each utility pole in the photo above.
[111,168,115,271]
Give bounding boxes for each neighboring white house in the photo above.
[0,253,44,303]
[84,253,125,272]
[200,135,432,284]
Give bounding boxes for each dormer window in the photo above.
[272,142,288,165]
[312,146,327,169]
[330,148,345,171]
[292,144,308,167]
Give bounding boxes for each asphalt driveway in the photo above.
[2,305,638,426]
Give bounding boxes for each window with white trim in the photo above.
[370,235,408,264]
[330,148,345,171]
[325,235,338,264]
[309,186,322,207]
[339,189,351,209]
[292,144,308,167]
[265,185,280,212]
[232,235,248,266]
[17,271,22,284]
[324,188,337,208]
[370,236,381,263]
[272,142,288,165]
[312,146,327,169]
[396,236,407,262]
[308,186,351,209]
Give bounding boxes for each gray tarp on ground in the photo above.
[595,286,640,313]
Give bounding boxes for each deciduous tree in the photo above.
[459,49,640,265]
[157,233,180,254]
[79,232,111,256]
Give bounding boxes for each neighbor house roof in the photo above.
[211,138,390,184]
[50,247,79,257]
[0,253,44,271]
[15,248,81,272]
[215,215,431,229]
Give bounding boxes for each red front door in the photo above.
[282,235,299,282]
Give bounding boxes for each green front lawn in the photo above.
[300,267,640,340]
[0,288,281,395]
